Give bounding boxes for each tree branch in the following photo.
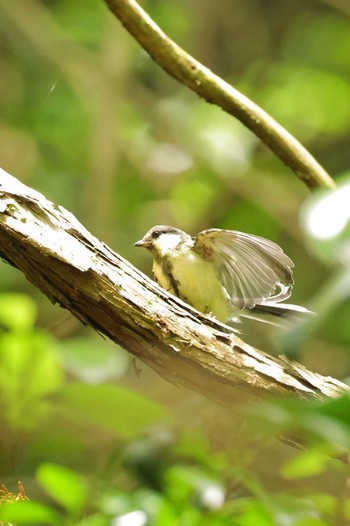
[104,0,335,190]
[0,168,346,408]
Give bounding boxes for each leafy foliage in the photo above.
[1,0,350,524]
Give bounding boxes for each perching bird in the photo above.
[134,225,311,325]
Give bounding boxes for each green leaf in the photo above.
[37,463,88,516]
[308,493,337,518]
[281,449,329,480]
[77,514,109,526]
[253,394,350,449]
[58,383,168,437]
[0,330,63,430]
[0,500,61,525]
[234,501,275,526]
[165,464,223,507]
[0,293,36,331]
[60,337,128,383]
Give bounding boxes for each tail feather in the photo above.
[238,302,314,327]
[254,302,314,317]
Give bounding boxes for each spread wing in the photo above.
[194,229,294,309]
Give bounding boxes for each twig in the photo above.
[104,0,335,190]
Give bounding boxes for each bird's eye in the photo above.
[152,230,160,239]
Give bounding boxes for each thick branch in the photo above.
[0,168,347,407]
[104,0,335,190]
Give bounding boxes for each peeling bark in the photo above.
[0,168,347,407]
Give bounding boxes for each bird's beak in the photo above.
[134,239,146,247]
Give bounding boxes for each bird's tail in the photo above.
[239,302,314,327]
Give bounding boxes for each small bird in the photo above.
[134,225,310,325]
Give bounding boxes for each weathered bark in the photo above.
[0,168,347,406]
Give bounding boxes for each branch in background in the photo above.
[319,0,350,16]
[0,168,347,409]
[104,0,335,190]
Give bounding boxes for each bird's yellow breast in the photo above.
[153,250,231,321]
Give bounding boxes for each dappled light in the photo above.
[304,178,350,240]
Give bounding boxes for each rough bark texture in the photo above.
[0,169,347,407]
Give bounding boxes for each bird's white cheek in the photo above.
[156,234,183,256]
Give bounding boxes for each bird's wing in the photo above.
[194,229,294,309]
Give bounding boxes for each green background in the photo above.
[0,0,350,524]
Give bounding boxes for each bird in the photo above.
[134,225,311,325]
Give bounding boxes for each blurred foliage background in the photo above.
[1,0,350,524]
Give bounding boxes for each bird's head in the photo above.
[134,225,191,257]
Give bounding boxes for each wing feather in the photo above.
[194,229,294,309]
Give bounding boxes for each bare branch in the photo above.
[104,0,335,190]
[0,168,346,408]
